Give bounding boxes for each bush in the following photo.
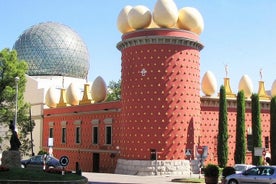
[203,164,219,177]
[222,166,236,177]
[38,150,48,155]
[0,165,9,172]
[45,168,71,174]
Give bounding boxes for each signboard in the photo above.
[185,149,192,156]
[202,146,208,159]
[59,156,69,167]
[254,147,264,156]
[197,146,204,155]
[48,138,53,147]
[196,145,208,159]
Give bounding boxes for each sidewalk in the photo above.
[83,172,203,184]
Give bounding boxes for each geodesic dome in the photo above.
[13,22,89,79]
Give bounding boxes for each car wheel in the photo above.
[228,179,238,184]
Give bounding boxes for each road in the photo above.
[83,172,203,184]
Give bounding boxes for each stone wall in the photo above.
[115,159,192,176]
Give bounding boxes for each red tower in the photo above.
[117,29,203,161]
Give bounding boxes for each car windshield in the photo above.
[235,165,246,171]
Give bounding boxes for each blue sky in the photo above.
[0,0,275,94]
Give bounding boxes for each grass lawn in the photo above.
[0,168,86,181]
[172,177,205,183]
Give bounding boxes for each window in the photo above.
[62,127,66,143]
[75,126,81,144]
[93,126,98,144]
[105,125,112,145]
[265,136,269,149]
[49,127,53,138]
[247,134,253,151]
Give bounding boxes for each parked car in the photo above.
[223,166,276,184]
[234,164,255,174]
[21,155,62,169]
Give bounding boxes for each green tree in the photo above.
[270,96,276,165]
[234,90,246,164]
[217,85,228,167]
[0,48,34,156]
[251,93,262,165]
[106,79,121,101]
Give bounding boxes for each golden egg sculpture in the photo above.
[127,5,152,29]
[271,80,276,97]
[91,76,107,103]
[153,0,178,28]
[201,71,217,96]
[238,75,253,98]
[117,5,134,33]
[177,7,204,35]
[45,86,59,108]
[66,82,80,106]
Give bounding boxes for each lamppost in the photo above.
[14,76,19,130]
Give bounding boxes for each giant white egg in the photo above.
[91,76,107,103]
[201,71,217,96]
[45,86,59,108]
[66,82,80,106]
[148,18,160,28]
[117,5,134,34]
[127,5,152,29]
[271,80,276,97]
[238,75,253,98]
[177,7,204,35]
[153,0,178,28]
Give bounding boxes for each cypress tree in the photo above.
[251,94,262,165]
[234,91,246,164]
[217,85,228,167]
[270,96,276,165]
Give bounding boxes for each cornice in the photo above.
[200,97,270,110]
[117,35,204,51]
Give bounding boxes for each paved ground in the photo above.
[83,172,203,184]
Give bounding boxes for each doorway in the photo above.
[93,153,100,172]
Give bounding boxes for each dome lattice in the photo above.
[13,22,89,79]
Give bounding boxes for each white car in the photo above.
[224,166,276,184]
[234,164,255,174]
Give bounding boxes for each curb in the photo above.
[0,178,88,184]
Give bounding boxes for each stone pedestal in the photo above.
[1,150,21,168]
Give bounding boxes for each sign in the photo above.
[197,146,204,155]
[196,145,208,159]
[254,147,263,156]
[48,138,53,147]
[185,149,192,156]
[202,146,208,159]
[59,156,69,167]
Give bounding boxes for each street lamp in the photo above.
[14,76,19,130]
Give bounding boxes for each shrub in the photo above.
[45,168,71,174]
[222,166,235,177]
[204,164,219,177]
[38,150,48,155]
[0,165,9,172]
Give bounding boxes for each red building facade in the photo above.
[43,29,271,174]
